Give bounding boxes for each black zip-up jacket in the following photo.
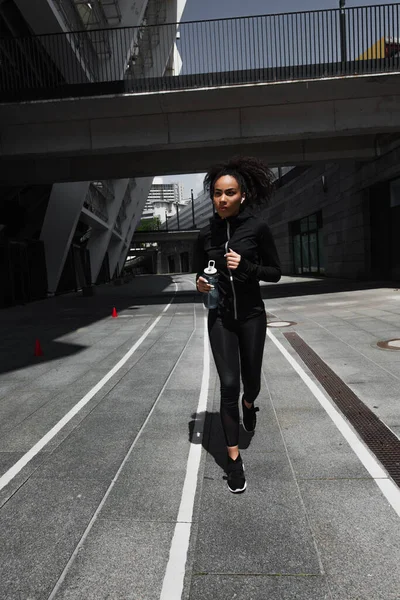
[194,206,281,320]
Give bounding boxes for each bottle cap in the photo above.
[204,260,217,275]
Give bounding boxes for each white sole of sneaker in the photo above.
[228,480,247,493]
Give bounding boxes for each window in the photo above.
[291,211,324,275]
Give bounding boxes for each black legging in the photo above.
[208,310,267,447]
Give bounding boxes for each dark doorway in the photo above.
[180,251,189,273]
[168,256,175,273]
[369,179,400,280]
[389,178,400,280]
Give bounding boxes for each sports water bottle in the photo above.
[203,260,219,309]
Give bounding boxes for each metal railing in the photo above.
[1,4,400,102]
[83,183,109,222]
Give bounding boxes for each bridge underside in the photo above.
[1,73,400,184]
[0,134,390,185]
[131,230,199,244]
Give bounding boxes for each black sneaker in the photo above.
[227,454,247,493]
[242,396,259,433]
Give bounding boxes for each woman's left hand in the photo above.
[225,248,241,270]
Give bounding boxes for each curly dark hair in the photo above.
[203,156,275,207]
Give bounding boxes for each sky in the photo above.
[154,0,392,195]
[182,0,392,21]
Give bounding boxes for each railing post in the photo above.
[191,188,196,229]
[339,0,347,63]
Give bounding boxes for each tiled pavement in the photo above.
[0,274,399,600]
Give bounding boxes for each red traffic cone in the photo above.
[34,339,44,357]
[112,307,118,318]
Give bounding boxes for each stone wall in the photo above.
[266,140,400,279]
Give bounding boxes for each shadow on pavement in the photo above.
[261,277,398,301]
[189,411,254,478]
[0,274,199,377]
[0,274,397,377]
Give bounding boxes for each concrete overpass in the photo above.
[129,229,200,274]
[1,72,400,185]
[131,229,200,245]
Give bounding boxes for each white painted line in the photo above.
[266,329,400,519]
[160,314,209,600]
[0,289,178,493]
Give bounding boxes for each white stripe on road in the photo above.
[160,314,209,600]
[266,328,400,518]
[0,290,177,493]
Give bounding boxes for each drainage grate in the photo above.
[284,331,400,488]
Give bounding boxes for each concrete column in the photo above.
[40,182,89,293]
[87,178,129,283]
[111,177,153,277]
[15,0,66,34]
[156,250,163,274]
[107,0,148,79]
[14,0,93,83]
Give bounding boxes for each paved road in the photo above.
[0,274,399,600]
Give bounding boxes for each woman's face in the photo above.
[213,175,243,219]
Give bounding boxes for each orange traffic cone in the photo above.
[112,307,118,318]
[34,339,44,357]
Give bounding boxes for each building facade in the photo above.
[267,140,400,282]
[163,150,400,282]
[144,182,185,223]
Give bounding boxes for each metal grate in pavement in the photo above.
[284,331,400,488]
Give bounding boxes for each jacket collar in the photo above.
[210,204,254,228]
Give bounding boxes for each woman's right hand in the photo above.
[196,276,213,293]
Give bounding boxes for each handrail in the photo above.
[1,4,399,102]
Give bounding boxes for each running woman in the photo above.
[194,156,281,493]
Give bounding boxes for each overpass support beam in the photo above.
[40,182,89,294]
[87,178,129,283]
[112,177,153,276]
[15,0,67,35]
[14,0,95,84]
[156,250,163,274]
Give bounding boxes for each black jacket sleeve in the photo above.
[236,222,281,282]
[193,229,208,283]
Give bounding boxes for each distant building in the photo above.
[166,169,296,231]
[144,183,186,223]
